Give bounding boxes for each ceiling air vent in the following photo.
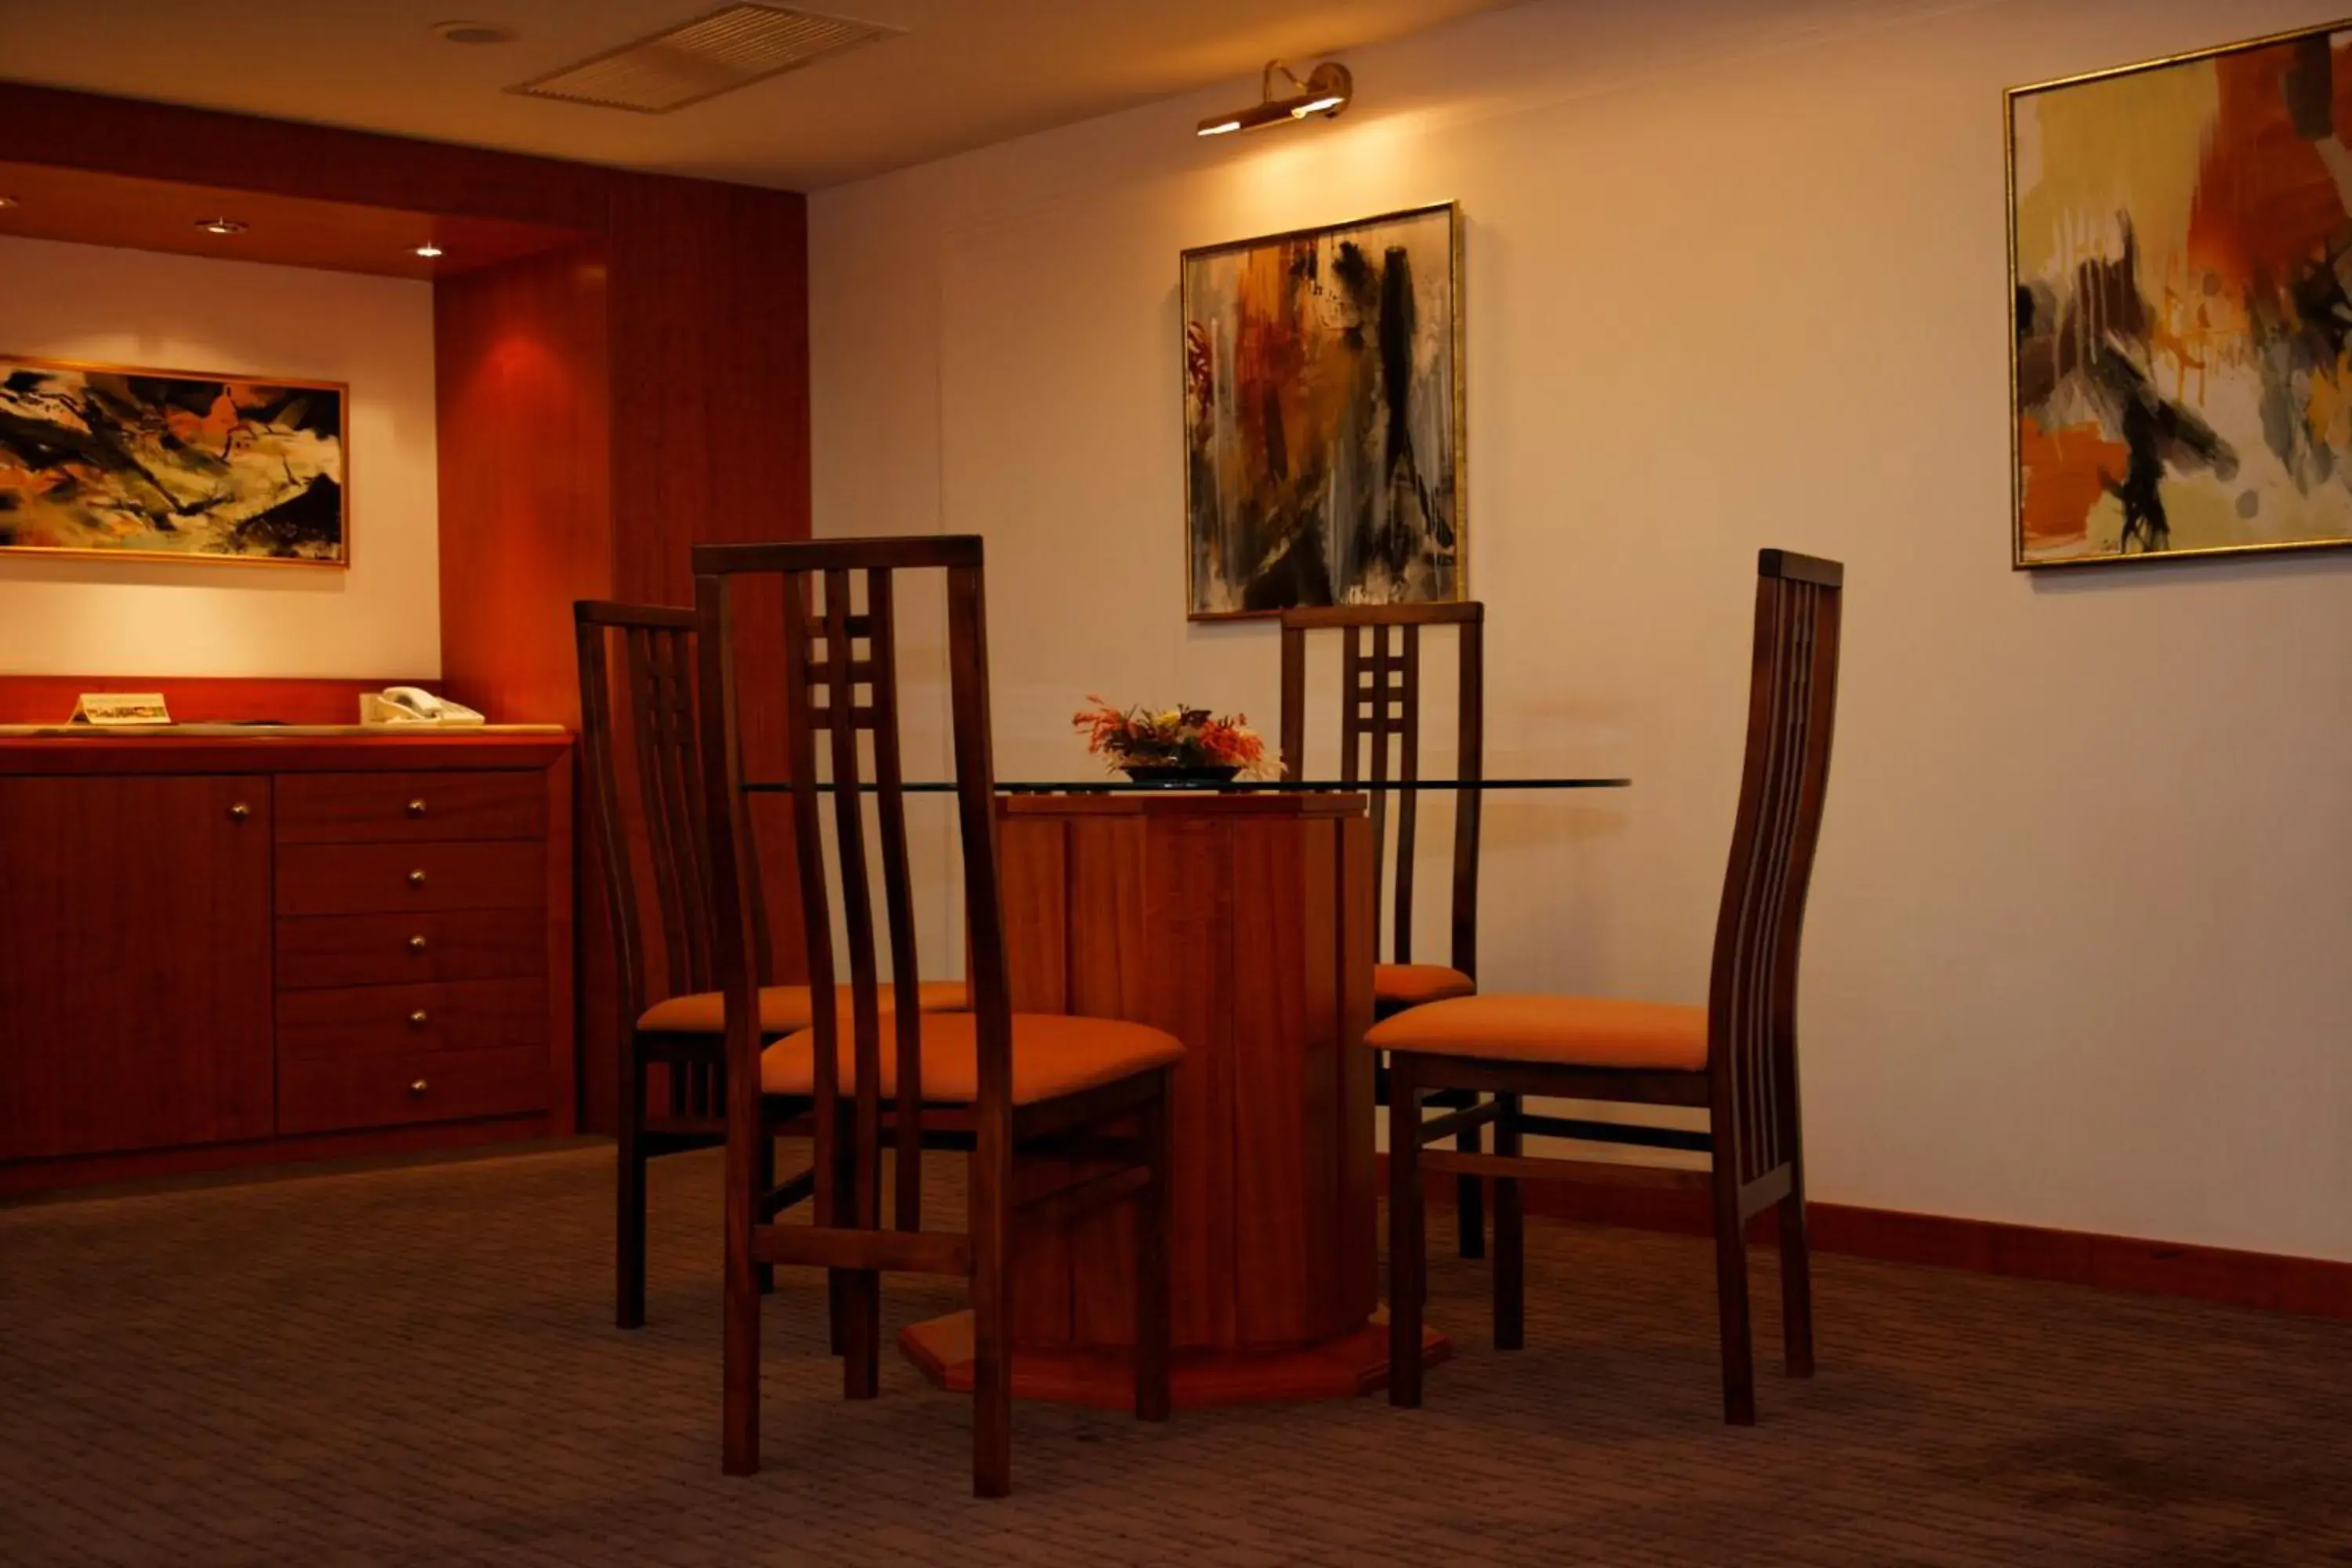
[510,4,900,114]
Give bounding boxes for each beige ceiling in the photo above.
[0,1,1528,191]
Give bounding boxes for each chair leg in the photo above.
[1387,1054,1425,1409]
[828,1107,858,1358]
[839,1269,881,1400]
[615,1042,648,1331]
[1457,1111,1486,1260]
[837,1109,881,1400]
[753,1129,776,1298]
[1711,1178,1756,1427]
[1134,1073,1172,1422]
[1780,1181,1815,1379]
[1492,1092,1523,1352]
[720,1084,762,1475]
[971,1102,1014,1497]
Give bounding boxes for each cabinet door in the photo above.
[0,775,274,1160]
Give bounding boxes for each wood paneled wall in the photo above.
[0,83,606,231]
[434,241,614,729]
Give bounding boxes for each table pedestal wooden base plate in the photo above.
[894,793,1450,1407]
[899,1311,1449,1410]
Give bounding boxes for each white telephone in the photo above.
[361,687,486,727]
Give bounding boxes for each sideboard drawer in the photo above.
[276,911,548,991]
[278,1046,548,1134]
[277,978,546,1061]
[276,771,546,844]
[276,841,543,916]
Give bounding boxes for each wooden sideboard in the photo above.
[0,732,573,1194]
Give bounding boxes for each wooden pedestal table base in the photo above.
[898,793,1450,1408]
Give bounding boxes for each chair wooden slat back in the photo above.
[1705,550,1843,1191]
[693,536,1008,1239]
[1279,601,1484,974]
[576,602,775,1114]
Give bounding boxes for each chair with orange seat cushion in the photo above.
[575,601,970,1329]
[1370,550,1843,1425]
[1279,601,1489,1254]
[694,535,1181,1498]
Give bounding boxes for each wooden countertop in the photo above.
[0,727,570,773]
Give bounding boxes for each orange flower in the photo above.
[1073,696,1276,776]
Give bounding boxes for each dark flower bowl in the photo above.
[1120,764,1242,785]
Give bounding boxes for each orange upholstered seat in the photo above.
[637,980,968,1036]
[762,1011,1185,1105]
[1366,993,1707,1073]
[1374,962,1477,1010]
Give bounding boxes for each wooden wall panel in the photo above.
[0,83,607,232]
[603,172,811,606]
[0,158,585,280]
[433,241,613,727]
[604,172,813,998]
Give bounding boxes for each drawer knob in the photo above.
[228,802,250,821]
[407,798,429,818]
[409,1010,430,1029]
[409,1079,430,1094]
[408,869,427,887]
[408,935,429,953]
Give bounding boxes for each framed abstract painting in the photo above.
[1181,202,1464,618]
[2010,20,2352,569]
[0,356,347,565]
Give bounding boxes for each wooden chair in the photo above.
[692,535,1181,1497]
[1279,601,1489,1255]
[1372,550,1842,1425]
[574,601,966,1330]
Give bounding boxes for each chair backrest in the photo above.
[575,602,773,1043]
[691,536,1007,1233]
[1279,602,1484,976]
[1705,550,1843,1189]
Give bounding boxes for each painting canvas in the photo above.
[1182,203,1462,617]
[0,357,347,564]
[2011,22,2352,568]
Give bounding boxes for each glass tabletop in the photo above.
[743,777,1629,793]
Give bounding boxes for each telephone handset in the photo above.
[361,686,486,727]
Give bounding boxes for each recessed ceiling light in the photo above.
[194,217,249,235]
[413,243,445,259]
[435,20,518,45]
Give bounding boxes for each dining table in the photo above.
[854,773,1632,1410]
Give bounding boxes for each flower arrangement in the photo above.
[1073,695,1275,781]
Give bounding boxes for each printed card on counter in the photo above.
[70,692,173,727]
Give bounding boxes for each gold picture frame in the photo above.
[1181,201,1466,619]
[2009,17,2352,570]
[0,353,350,568]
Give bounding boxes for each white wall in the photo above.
[0,236,441,677]
[810,0,2352,1261]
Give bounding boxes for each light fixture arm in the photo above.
[1197,58,1354,138]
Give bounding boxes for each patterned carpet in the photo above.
[4,1142,2349,1567]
